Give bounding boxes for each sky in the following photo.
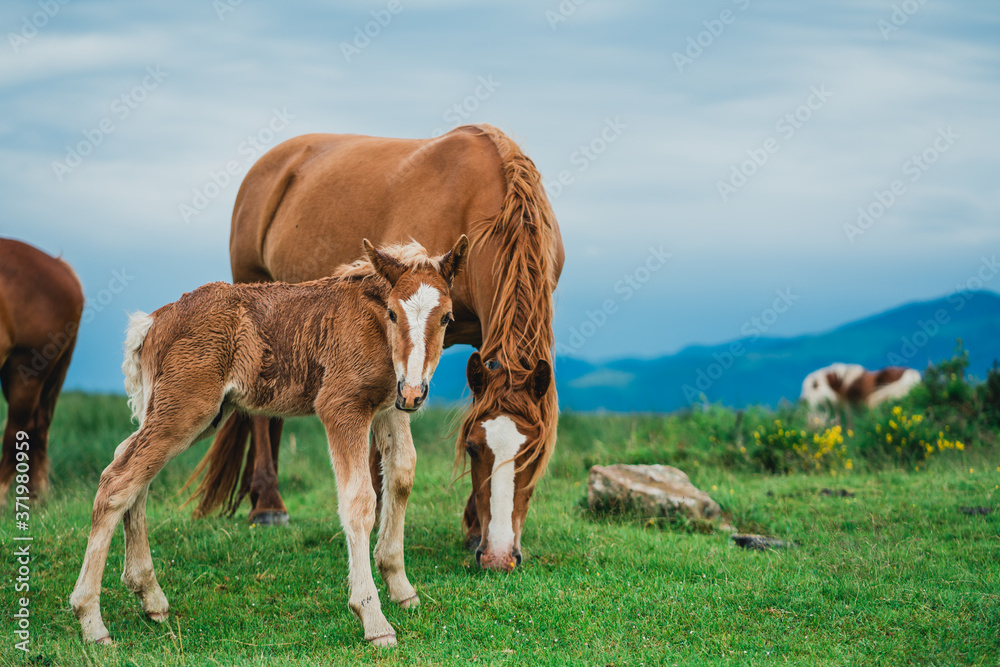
[1,0,998,392]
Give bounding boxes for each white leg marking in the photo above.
[399,284,440,387]
[482,416,527,556]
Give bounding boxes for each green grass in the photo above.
[1,393,999,665]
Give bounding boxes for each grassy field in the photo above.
[1,392,998,666]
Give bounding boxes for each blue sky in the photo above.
[2,0,998,391]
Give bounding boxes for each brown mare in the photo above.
[190,124,563,571]
[71,239,468,646]
[0,238,83,506]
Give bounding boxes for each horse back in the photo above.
[230,128,506,285]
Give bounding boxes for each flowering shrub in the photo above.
[750,419,851,474]
[860,405,966,466]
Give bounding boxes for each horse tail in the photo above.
[122,311,155,424]
[182,413,253,517]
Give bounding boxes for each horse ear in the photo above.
[438,235,470,287]
[525,358,551,402]
[363,239,407,286]
[467,351,487,397]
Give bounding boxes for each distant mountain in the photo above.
[429,291,1000,413]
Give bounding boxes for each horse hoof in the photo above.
[398,594,420,609]
[368,633,397,647]
[147,612,169,623]
[249,511,289,526]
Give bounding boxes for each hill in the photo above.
[430,290,1000,412]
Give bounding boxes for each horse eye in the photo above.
[441,312,454,326]
[466,442,480,458]
[387,309,397,322]
[485,360,501,370]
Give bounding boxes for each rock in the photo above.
[587,464,732,530]
[958,506,993,516]
[731,534,795,551]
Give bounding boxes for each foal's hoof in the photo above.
[146,611,169,623]
[398,594,420,609]
[368,633,397,647]
[249,510,289,526]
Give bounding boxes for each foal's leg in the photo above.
[371,410,419,608]
[71,402,216,644]
[121,480,169,622]
[320,409,395,646]
[247,416,289,525]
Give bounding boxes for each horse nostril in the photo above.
[513,549,522,566]
[420,381,428,398]
[475,548,483,566]
[397,380,404,396]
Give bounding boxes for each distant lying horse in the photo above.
[71,237,468,647]
[191,124,562,572]
[801,363,921,426]
[0,238,83,505]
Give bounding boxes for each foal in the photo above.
[70,237,468,647]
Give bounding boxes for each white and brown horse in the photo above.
[71,238,467,646]
[0,238,83,506]
[189,124,563,571]
[801,363,921,426]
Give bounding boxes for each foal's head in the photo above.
[363,236,469,412]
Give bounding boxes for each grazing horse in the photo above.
[801,363,921,426]
[189,124,563,571]
[0,238,83,506]
[71,238,468,647]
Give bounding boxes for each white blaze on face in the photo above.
[399,283,440,388]
[482,415,527,555]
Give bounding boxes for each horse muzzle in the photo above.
[396,380,428,412]
[476,546,522,571]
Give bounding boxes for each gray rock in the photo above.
[730,534,795,551]
[587,464,732,530]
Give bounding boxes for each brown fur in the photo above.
[189,124,563,555]
[0,238,83,505]
[71,240,465,645]
[832,367,909,405]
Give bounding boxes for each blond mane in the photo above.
[456,124,560,487]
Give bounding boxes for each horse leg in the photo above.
[0,356,45,508]
[247,416,289,525]
[71,394,220,644]
[27,336,75,498]
[371,410,419,608]
[121,481,169,622]
[320,411,395,646]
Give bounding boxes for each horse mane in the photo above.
[456,124,559,488]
